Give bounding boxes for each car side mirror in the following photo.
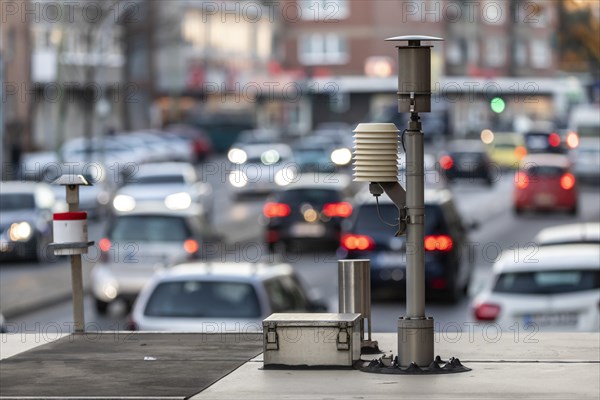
[466,220,480,231]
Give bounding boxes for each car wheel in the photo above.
[95,299,109,315]
[513,206,523,215]
[568,205,577,216]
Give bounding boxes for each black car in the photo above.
[338,189,474,302]
[439,140,496,185]
[0,182,56,262]
[264,177,354,252]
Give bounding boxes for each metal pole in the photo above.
[405,113,425,318]
[66,185,85,333]
[0,50,4,176]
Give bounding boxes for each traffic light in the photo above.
[490,97,506,114]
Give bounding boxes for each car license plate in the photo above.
[534,193,555,206]
[523,312,578,327]
[290,223,325,237]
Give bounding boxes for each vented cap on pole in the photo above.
[353,123,400,182]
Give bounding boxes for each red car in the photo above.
[514,154,578,215]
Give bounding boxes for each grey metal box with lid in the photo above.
[263,313,361,368]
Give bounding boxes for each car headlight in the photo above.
[102,283,118,300]
[229,171,248,188]
[165,192,192,210]
[9,222,33,241]
[97,191,110,205]
[275,167,296,186]
[331,148,352,166]
[112,194,136,212]
[228,148,247,164]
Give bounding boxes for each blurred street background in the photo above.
[1,0,599,335]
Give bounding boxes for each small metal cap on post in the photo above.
[384,35,443,114]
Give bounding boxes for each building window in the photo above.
[485,37,506,67]
[514,41,527,67]
[530,39,550,68]
[482,0,506,25]
[447,38,468,66]
[298,33,348,65]
[468,39,479,64]
[299,0,349,21]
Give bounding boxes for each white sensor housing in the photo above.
[353,123,400,182]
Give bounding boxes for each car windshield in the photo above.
[493,269,600,294]
[280,188,340,205]
[109,215,191,242]
[526,166,565,177]
[130,175,186,185]
[494,143,516,149]
[0,193,36,211]
[144,280,261,318]
[354,204,444,235]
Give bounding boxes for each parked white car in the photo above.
[535,223,600,246]
[129,262,326,332]
[472,244,600,332]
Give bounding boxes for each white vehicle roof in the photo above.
[148,262,295,285]
[535,223,600,246]
[240,144,292,159]
[494,244,600,274]
[134,162,196,177]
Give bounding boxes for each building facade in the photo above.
[1,0,32,178]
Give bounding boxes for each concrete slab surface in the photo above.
[192,333,600,400]
[0,332,598,399]
[0,332,263,399]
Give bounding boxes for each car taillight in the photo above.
[266,229,279,244]
[514,146,527,160]
[183,239,199,254]
[548,132,561,148]
[566,132,579,149]
[263,202,291,218]
[560,173,575,190]
[515,171,529,189]
[99,238,111,252]
[341,234,374,251]
[424,235,453,251]
[440,155,454,170]
[323,202,352,218]
[473,303,501,321]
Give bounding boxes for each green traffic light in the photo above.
[490,97,506,113]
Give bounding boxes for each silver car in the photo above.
[112,162,213,223]
[227,143,295,198]
[129,262,326,332]
[91,209,209,314]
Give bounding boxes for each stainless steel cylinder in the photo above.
[338,259,372,341]
[397,317,434,367]
[396,46,431,113]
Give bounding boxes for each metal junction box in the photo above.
[263,313,361,368]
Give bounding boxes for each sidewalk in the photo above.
[1,332,598,399]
